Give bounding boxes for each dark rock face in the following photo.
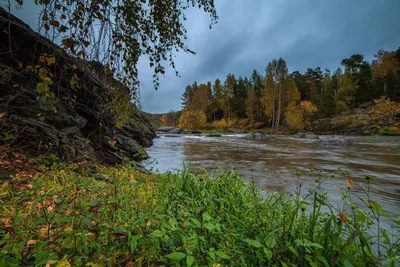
[0,8,155,165]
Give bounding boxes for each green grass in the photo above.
[0,164,399,266]
[379,126,400,136]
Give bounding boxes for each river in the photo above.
[145,134,400,223]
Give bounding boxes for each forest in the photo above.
[161,49,400,132]
[1,0,400,266]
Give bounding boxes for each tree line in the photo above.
[161,48,400,130]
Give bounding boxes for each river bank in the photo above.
[1,150,399,266]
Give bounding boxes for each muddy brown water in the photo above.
[145,134,400,225]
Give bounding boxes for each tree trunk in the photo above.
[275,86,282,128]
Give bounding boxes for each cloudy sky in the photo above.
[9,0,400,113]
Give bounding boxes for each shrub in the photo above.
[286,107,304,131]
[178,109,207,129]
[371,96,400,124]
[211,119,232,130]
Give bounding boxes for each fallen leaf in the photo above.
[64,226,73,232]
[126,262,134,267]
[47,205,55,212]
[345,177,354,187]
[3,218,12,228]
[0,112,5,119]
[27,239,38,245]
[339,213,348,222]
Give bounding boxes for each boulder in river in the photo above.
[251,132,271,139]
[157,126,183,134]
[206,134,222,137]
[293,133,319,139]
[293,133,306,138]
[184,130,202,134]
[225,128,246,134]
[315,137,352,147]
[305,134,319,139]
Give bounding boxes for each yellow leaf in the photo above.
[27,239,38,245]
[56,255,71,267]
[46,57,56,65]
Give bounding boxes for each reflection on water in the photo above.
[146,134,400,221]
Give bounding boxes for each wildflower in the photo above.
[345,177,354,188]
[339,213,348,222]
[146,220,151,227]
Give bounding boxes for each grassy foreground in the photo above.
[0,163,399,266]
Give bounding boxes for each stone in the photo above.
[157,126,183,134]
[225,128,245,134]
[251,132,269,139]
[184,130,202,134]
[305,134,319,139]
[293,133,305,138]
[206,134,222,137]
[315,137,352,147]
[168,128,183,134]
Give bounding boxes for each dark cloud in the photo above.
[6,0,400,113]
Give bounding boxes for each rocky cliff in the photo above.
[0,8,155,164]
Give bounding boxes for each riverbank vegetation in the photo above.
[1,152,399,266]
[159,49,400,134]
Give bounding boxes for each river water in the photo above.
[145,134,400,222]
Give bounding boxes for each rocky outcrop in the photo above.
[311,106,382,135]
[312,116,381,135]
[0,8,155,165]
